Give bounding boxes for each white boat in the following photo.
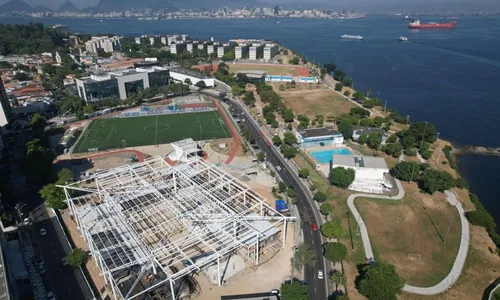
[398,36,408,42]
[341,34,363,40]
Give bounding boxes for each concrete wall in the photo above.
[169,71,214,87]
[116,73,150,100]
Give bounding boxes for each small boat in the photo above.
[341,34,363,40]
[398,36,408,42]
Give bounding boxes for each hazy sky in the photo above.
[3,0,500,11]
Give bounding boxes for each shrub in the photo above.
[420,150,433,160]
[404,148,417,157]
[329,167,355,189]
[419,169,456,194]
[357,261,405,300]
[321,221,344,239]
[323,242,347,263]
[320,202,333,216]
[455,178,469,189]
[390,162,420,182]
[313,191,327,202]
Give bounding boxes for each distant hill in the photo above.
[57,0,78,12]
[31,4,52,12]
[0,0,33,12]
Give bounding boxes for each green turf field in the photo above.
[73,111,232,153]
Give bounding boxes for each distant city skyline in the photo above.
[1,0,499,12]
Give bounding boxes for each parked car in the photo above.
[312,223,318,231]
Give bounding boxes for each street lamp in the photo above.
[435,132,441,164]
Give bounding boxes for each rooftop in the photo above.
[332,155,388,170]
[170,67,212,79]
[236,70,267,78]
[298,127,342,138]
[353,127,384,135]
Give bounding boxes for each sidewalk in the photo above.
[48,209,97,300]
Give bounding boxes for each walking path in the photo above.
[347,179,470,295]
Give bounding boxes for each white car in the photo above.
[40,228,47,236]
[276,166,281,171]
[23,218,30,225]
[317,270,324,280]
[47,291,56,300]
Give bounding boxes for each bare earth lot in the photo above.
[355,182,461,287]
[272,84,356,118]
[228,64,310,76]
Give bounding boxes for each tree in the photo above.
[323,242,347,263]
[324,63,336,73]
[338,121,353,139]
[342,77,353,87]
[387,135,398,143]
[331,270,346,291]
[184,78,192,85]
[466,210,496,231]
[390,161,420,182]
[358,134,367,144]
[293,243,317,271]
[320,202,333,217]
[65,248,87,267]
[281,280,308,300]
[284,132,298,145]
[278,181,287,193]
[408,122,437,143]
[313,191,327,203]
[218,62,230,75]
[57,168,74,184]
[289,56,300,65]
[272,135,282,146]
[40,184,66,209]
[344,90,351,97]
[329,167,355,189]
[366,133,382,149]
[19,139,54,183]
[350,107,370,118]
[256,152,266,162]
[82,105,94,115]
[335,83,343,91]
[282,146,297,158]
[419,169,456,194]
[321,221,344,239]
[357,261,405,300]
[243,91,256,106]
[283,109,295,122]
[14,72,33,81]
[333,70,346,81]
[382,143,403,158]
[298,168,310,178]
[195,81,207,89]
[29,113,47,137]
[352,91,365,101]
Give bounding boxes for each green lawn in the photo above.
[73,111,231,153]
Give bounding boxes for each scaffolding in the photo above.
[59,157,293,300]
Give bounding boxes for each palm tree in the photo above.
[331,270,346,292]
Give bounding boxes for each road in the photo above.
[223,97,329,299]
[17,191,89,300]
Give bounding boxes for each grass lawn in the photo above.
[73,111,231,153]
[275,85,356,119]
[354,182,462,287]
[228,64,309,76]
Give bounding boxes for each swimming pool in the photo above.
[310,148,352,164]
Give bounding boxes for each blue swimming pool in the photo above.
[310,148,352,164]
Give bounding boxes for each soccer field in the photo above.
[73,111,232,153]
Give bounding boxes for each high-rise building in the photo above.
[235,45,249,59]
[170,43,186,55]
[263,44,279,61]
[274,5,280,16]
[85,36,122,54]
[249,44,264,60]
[0,77,13,128]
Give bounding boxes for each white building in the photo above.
[207,44,219,55]
[168,138,199,162]
[249,44,264,60]
[217,44,230,58]
[331,155,392,194]
[134,37,141,44]
[235,45,249,59]
[161,37,167,45]
[170,42,186,55]
[263,44,279,61]
[186,42,198,53]
[85,36,122,54]
[197,43,205,50]
[295,128,344,148]
[167,35,180,45]
[169,68,215,87]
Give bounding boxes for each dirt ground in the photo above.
[272,84,356,119]
[194,225,295,300]
[210,138,246,157]
[228,64,310,77]
[354,182,462,287]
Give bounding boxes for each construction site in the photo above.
[59,156,294,300]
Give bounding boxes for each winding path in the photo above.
[347,180,470,295]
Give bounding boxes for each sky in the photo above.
[3,0,500,12]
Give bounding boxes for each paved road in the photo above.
[347,179,470,295]
[224,97,329,299]
[17,191,89,300]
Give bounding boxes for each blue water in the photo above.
[2,16,500,225]
[310,148,352,164]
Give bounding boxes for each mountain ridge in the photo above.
[56,0,78,12]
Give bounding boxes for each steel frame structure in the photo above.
[59,156,293,300]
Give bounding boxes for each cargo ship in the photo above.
[408,20,456,29]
